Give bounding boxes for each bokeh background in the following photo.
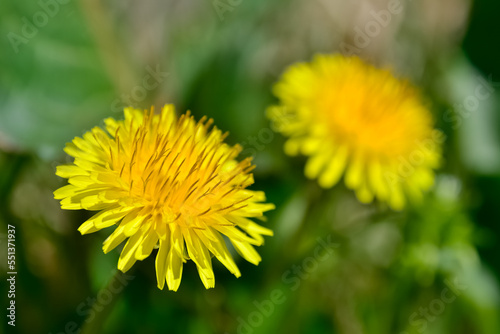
[1,0,500,333]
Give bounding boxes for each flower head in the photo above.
[268,55,442,210]
[54,105,274,290]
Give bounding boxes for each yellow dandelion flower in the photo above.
[54,105,274,290]
[267,55,442,210]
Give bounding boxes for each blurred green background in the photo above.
[1,0,500,333]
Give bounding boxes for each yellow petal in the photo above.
[231,240,261,265]
[81,194,113,210]
[56,165,88,178]
[231,215,273,236]
[305,151,330,179]
[213,225,260,246]
[92,207,134,229]
[121,212,149,237]
[155,238,169,290]
[240,203,276,217]
[102,225,128,254]
[68,176,95,187]
[117,226,150,272]
[170,224,184,257]
[318,144,349,188]
[345,151,365,190]
[53,184,77,199]
[196,227,241,278]
[166,245,184,291]
[78,220,99,234]
[388,181,405,210]
[135,231,158,260]
[284,138,302,156]
[104,117,120,137]
[64,143,103,165]
[183,228,214,289]
[368,160,389,201]
[355,184,374,204]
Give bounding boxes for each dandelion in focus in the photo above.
[268,54,442,210]
[54,105,274,290]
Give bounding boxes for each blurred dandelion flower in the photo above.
[268,55,442,210]
[54,105,274,290]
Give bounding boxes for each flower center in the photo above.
[315,74,432,159]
